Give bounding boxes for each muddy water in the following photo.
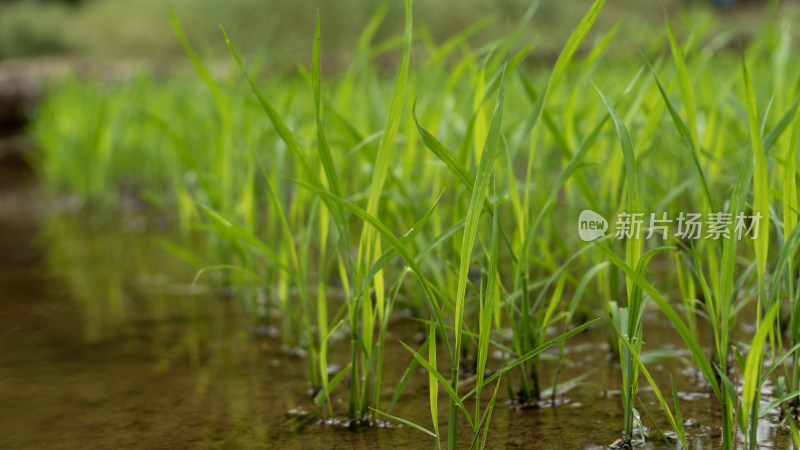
[0,146,795,449]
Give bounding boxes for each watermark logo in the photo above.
[577,210,762,242]
[578,209,608,242]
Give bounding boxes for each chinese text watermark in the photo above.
[578,210,762,242]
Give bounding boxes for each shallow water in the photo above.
[0,148,796,449]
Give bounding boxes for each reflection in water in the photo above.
[1,201,798,447]
[1,208,432,448]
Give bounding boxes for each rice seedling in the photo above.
[594,82,647,444]
[27,0,800,447]
[593,15,800,448]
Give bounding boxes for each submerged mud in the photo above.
[0,144,795,449]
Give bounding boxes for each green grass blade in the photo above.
[428,320,441,449]
[289,178,453,361]
[763,100,799,154]
[475,195,500,423]
[759,391,800,418]
[718,146,755,367]
[645,60,713,211]
[358,0,413,336]
[594,85,642,296]
[742,303,780,428]
[521,0,607,215]
[665,13,699,148]
[454,65,506,361]
[783,103,800,339]
[480,378,502,449]
[356,191,444,300]
[170,12,224,102]
[594,243,722,399]
[370,408,437,437]
[670,376,686,446]
[743,58,770,312]
[399,341,474,429]
[428,14,498,66]
[220,26,348,241]
[387,339,429,413]
[567,262,609,319]
[760,342,800,385]
[197,204,288,273]
[413,100,474,188]
[462,319,599,399]
[312,11,344,200]
[616,327,687,448]
[768,221,800,305]
[191,264,267,286]
[362,0,412,219]
[313,363,352,404]
[550,0,607,95]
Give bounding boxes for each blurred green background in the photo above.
[0,0,781,66]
